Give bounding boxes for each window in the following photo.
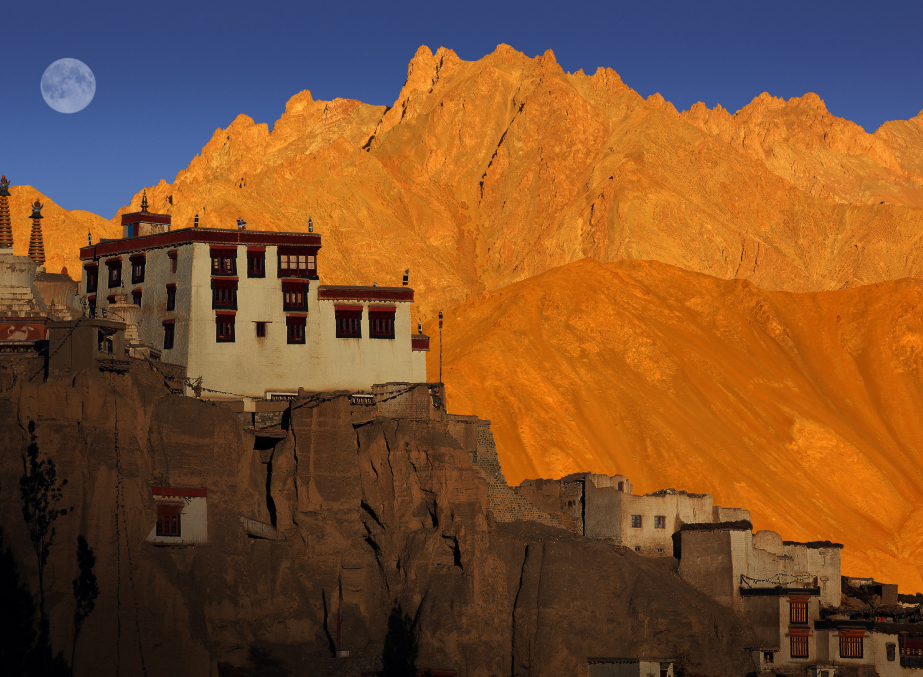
[762,652,774,664]
[166,284,176,311]
[247,248,265,278]
[212,279,238,310]
[87,296,96,318]
[634,546,641,552]
[278,248,315,277]
[369,307,396,339]
[256,322,267,338]
[839,635,863,659]
[790,635,809,659]
[654,515,666,529]
[282,281,308,310]
[286,315,306,344]
[168,250,178,274]
[336,307,362,338]
[130,254,145,283]
[84,265,98,294]
[790,601,808,624]
[887,643,896,661]
[131,289,142,307]
[163,321,174,350]
[106,259,122,288]
[156,503,182,537]
[631,515,642,528]
[210,248,237,276]
[106,295,115,304]
[216,313,235,342]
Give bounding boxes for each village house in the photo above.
[78,195,430,399]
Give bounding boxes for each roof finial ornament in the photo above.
[140,190,149,213]
[194,214,199,228]
[403,269,409,287]
[0,175,9,196]
[308,216,313,233]
[88,231,92,246]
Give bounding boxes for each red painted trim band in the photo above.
[152,486,207,497]
[80,228,321,260]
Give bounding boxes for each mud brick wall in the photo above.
[475,420,566,530]
[373,382,433,419]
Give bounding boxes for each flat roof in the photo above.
[80,227,321,260]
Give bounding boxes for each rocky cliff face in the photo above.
[0,367,754,676]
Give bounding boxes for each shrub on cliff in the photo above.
[381,602,418,677]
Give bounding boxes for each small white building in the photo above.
[147,486,208,545]
[79,204,429,399]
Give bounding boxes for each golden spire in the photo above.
[140,190,149,213]
[0,175,11,250]
[28,200,45,266]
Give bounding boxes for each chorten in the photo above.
[27,200,45,266]
[0,175,12,250]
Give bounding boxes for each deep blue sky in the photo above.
[2,0,922,217]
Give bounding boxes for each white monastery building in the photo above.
[79,196,429,398]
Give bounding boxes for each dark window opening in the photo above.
[130,256,145,284]
[286,316,306,344]
[216,315,235,343]
[163,322,175,350]
[213,286,237,310]
[156,510,181,537]
[256,322,267,338]
[763,652,774,664]
[131,289,142,307]
[87,296,96,318]
[247,253,265,278]
[166,284,176,311]
[369,309,395,339]
[84,266,98,294]
[791,635,809,659]
[211,251,237,276]
[168,250,178,274]
[106,260,122,288]
[887,643,896,661]
[336,313,361,338]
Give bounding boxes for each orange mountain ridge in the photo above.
[20,44,923,590]
[429,258,923,592]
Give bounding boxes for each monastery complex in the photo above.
[0,176,921,677]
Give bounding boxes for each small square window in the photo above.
[256,322,267,338]
[763,652,774,664]
[211,252,236,276]
[247,253,265,278]
[631,514,642,528]
[286,316,306,344]
[654,515,666,529]
[634,546,641,552]
[156,512,181,537]
[130,256,146,284]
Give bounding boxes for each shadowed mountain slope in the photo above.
[430,258,923,593]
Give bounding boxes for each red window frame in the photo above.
[335,306,362,338]
[129,254,146,284]
[162,320,175,350]
[210,247,237,276]
[131,289,142,306]
[216,313,235,343]
[247,247,265,278]
[168,250,178,274]
[369,306,395,339]
[106,258,122,288]
[790,601,808,624]
[631,515,642,528]
[156,502,182,537]
[286,315,306,344]
[790,635,809,658]
[166,284,176,311]
[278,247,316,278]
[282,280,308,311]
[840,634,863,659]
[83,264,98,294]
[211,278,238,310]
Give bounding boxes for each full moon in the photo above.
[41,58,96,114]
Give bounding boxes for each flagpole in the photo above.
[438,311,443,384]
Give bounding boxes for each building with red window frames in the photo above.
[79,207,429,398]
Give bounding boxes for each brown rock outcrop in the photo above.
[0,366,754,676]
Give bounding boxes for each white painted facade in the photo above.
[80,225,429,398]
[147,493,208,545]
